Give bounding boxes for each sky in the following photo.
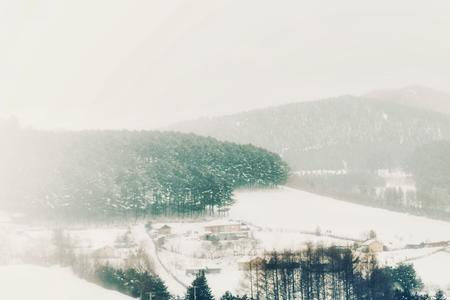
[1,0,450,130]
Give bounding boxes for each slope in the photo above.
[0,265,133,300]
[170,95,450,171]
[230,187,450,247]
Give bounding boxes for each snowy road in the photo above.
[131,225,187,296]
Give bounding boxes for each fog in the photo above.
[2,0,450,130]
[3,2,450,298]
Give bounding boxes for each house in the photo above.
[204,221,241,234]
[158,225,172,235]
[203,220,248,240]
[360,239,384,253]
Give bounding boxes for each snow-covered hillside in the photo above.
[231,187,450,248]
[0,265,132,300]
[228,187,450,292]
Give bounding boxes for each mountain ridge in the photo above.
[169,89,450,171]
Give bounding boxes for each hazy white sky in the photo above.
[1,0,450,130]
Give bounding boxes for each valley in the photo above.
[2,187,450,297]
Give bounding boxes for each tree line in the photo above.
[0,128,288,221]
[93,258,446,300]
[241,245,438,300]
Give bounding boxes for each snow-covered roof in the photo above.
[203,219,241,227]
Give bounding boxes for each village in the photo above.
[2,188,450,296]
[142,217,450,296]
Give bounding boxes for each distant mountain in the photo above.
[170,95,450,171]
[366,85,450,115]
[407,140,450,213]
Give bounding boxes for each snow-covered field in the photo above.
[231,187,450,248]
[0,265,132,300]
[229,187,450,292]
[68,228,128,250]
[129,187,450,296]
[0,221,133,265]
[0,224,53,265]
[378,247,442,266]
[413,252,450,292]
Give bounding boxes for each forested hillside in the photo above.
[171,96,450,171]
[170,93,450,219]
[0,127,288,221]
[407,141,450,215]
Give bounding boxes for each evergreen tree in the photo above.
[0,130,288,221]
[186,271,214,300]
[93,265,170,300]
[220,291,236,300]
[435,290,447,300]
[391,264,423,296]
[220,291,248,300]
[243,246,426,300]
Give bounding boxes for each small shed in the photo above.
[158,225,172,235]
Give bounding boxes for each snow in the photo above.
[377,247,443,266]
[158,248,244,297]
[68,228,127,249]
[253,230,352,251]
[293,169,348,176]
[0,224,53,264]
[230,187,450,248]
[4,188,450,296]
[146,186,450,295]
[131,225,187,296]
[228,187,450,293]
[0,210,11,223]
[0,265,132,300]
[412,252,450,291]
